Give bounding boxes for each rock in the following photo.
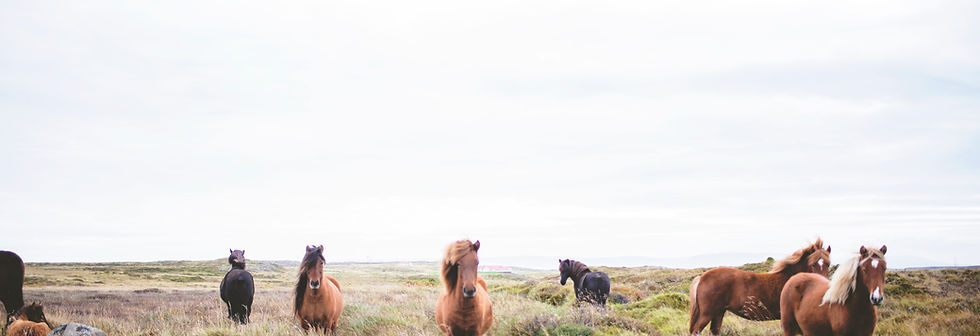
[47,323,107,336]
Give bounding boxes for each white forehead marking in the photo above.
[818,259,824,267]
[873,287,881,297]
[871,259,879,268]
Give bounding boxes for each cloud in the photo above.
[1,1,978,267]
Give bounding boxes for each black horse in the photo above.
[220,249,254,324]
[0,251,25,316]
[559,259,610,306]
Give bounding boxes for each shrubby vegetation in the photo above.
[11,260,977,335]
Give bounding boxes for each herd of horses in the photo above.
[0,238,889,336]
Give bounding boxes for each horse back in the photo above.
[7,320,51,336]
[325,275,341,291]
[222,269,255,302]
[476,277,488,291]
[780,273,831,332]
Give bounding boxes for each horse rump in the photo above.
[582,271,611,306]
[221,269,255,324]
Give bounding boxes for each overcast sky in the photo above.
[1,1,978,268]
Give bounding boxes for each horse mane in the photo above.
[562,259,592,280]
[293,246,324,315]
[770,238,826,274]
[441,240,476,293]
[822,247,886,305]
[9,302,51,328]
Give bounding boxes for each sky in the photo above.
[1,1,978,269]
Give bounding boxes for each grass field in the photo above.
[5,259,978,335]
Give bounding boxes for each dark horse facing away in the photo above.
[688,239,831,336]
[220,249,254,324]
[0,251,25,317]
[558,259,611,306]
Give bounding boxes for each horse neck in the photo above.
[843,272,874,312]
[568,268,590,288]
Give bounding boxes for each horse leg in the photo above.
[781,313,800,336]
[689,308,713,335]
[708,313,724,336]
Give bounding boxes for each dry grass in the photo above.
[4,260,976,335]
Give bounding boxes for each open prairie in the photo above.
[6,260,978,335]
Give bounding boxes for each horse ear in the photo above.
[859,246,868,257]
[306,245,313,252]
[473,240,480,251]
[826,246,831,253]
[241,249,245,255]
[317,245,324,252]
[880,245,887,255]
[230,249,233,253]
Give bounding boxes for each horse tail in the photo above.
[325,275,341,291]
[689,275,702,332]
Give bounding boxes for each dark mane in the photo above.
[9,302,51,329]
[561,259,592,279]
[293,246,324,315]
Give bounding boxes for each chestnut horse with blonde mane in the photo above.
[293,245,343,334]
[780,245,887,336]
[689,239,831,335]
[5,303,52,336]
[435,240,493,336]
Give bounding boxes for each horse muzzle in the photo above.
[462,287,477,298]
[310,280,321,290]
[870,287,883,306]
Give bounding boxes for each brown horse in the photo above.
[293,245,343,334]
[689,239,831,335]
[435,240,493,336]
[0,251,25,317]
[5,303,52,336]
[780,245,887,336]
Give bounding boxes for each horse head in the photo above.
[806,243,831,277]
[228,249,246,269]
[9,302,47,325]
[304,245,325,291]
[859,245,887,306]
[455,241,481,299]
[558,259,570,285]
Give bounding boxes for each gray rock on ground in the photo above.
[47,323,107,336]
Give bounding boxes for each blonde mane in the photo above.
[821,247,886,305]
[440,240,476,292]
[771,238,828,274]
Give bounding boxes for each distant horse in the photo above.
[558,259,610,306]
[689,239,831,335]
[5,303,52,336]
[0,251,25,316]
[220,249,254,324]
[780,245,887,336]
[435,240,493,336]
[294,245,343,334]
